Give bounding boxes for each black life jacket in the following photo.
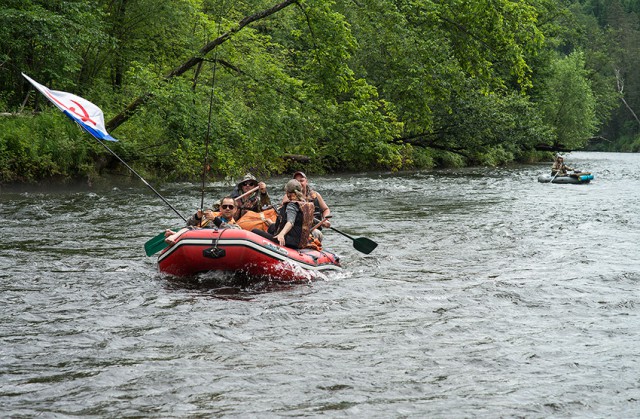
[273,201,315,248]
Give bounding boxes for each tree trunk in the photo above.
[615,68,640,128]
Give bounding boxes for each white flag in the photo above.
[22,73,117,142]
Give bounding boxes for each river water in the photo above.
[1,151,639,417]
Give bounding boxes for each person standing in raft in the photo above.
[551,155,575,176]
[231,173,271,221]
[253,179,314,249]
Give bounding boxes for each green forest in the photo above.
[1,0,639,183]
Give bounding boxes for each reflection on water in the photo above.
[2,152,640,417]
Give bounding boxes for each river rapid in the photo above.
[1,151,639,417]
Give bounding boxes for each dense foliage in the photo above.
[0,0,637,183]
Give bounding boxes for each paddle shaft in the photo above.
[328,225,357,240]
[313,218,355,240]
[310,215,332,233]
[234,186,260,201]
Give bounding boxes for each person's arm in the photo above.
[275,222,293,245]
[315,192,331,227]
[186,210,203,226]
[275,204,298,245]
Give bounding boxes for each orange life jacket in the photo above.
[236,208,277,231]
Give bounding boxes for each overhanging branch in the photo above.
[106,0,298,131]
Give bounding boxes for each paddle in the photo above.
[144,231,171,256]
[234,185,260,204]
[314,218,378,254]
[332,226,378,254]
[310,215,332,233]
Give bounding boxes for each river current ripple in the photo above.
[1,151,639,417]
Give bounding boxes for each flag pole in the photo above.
[22,73,187,223]
[89,133,187,223]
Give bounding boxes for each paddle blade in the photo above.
[353,237,378,254]
[144,232,169,256]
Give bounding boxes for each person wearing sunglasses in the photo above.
[211,196,239,228]
[231,173,271,220]
[165,196,240,244]
[252,179,314,249]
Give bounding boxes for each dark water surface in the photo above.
[2,151,639,417]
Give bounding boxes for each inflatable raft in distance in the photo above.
[538,172,594,184]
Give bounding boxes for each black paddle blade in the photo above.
[353,237,378,254]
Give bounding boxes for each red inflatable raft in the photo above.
[157,228,341,281]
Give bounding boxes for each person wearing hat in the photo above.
[230,173,271,220]
[252,179,314,249]
[284,171,331,232]
[551,155,574,176]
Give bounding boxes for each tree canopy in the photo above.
[0,0,637,183]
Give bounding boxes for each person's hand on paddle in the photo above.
[316,214,332,228]
[258,181,267,194]
[202,209,215,220]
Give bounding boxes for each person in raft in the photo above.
[164,196,240,244]
[551,155,575,176]
[282,171,331,240]
[231,173,271,221]
[252,179,314,249]
[184,196,239,228]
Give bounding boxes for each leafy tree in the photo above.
[3,0,634,183]
[0,0,109,104]
[537,51,597,149]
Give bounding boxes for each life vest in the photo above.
[273,201,314,249]
[236,208,277,231]
[236,194,259,219]
[305,189,323,219]
[235,191,272,220]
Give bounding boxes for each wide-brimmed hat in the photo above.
[292,171,306,179]
[237,173,258,188]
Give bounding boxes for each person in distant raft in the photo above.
[551,155,575,176]
[252,179,314,249]
[230,173,271,221]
